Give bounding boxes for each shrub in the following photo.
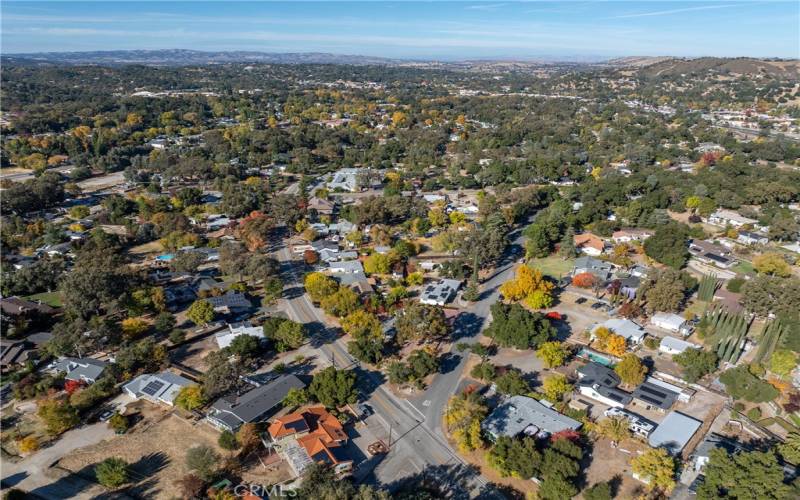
[95,457,129,488]
[218,430,239,450]
[747,407,762,421]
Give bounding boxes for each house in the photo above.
[49,357,108,384]
[205,215,232,231]
[694,251,736,269]
[573,233,605,256]
[38,242,73,257]
[695,142,725,154]
[328,220,356,236]
[628,264,649,278]
[0,297,56,317]
[308,197,335,216]
[659,336,701,355]
[572,256,613,281]
[592,318,647,345]
[207,374,307,432]
[328,260,364,274]
[632,380,678,413]
[268,405,352,477]
[0,332,52,372]
[206,292,253,315]
[708,209,757,228]
[689,240,730,257]
[737,230,769,246]
[482,395,581,441]
[650,312,694,336]
[604,408,656,438]
[216,322,263,349]
[193,277,228,295]
[612,229,653,244]
[327,168,379,192]
[647,411,702,455]
[420,279,462,306]
[576,362,632,408]
[123,371,193,406]
[311,240,338,254]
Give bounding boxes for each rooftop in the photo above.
[648,411,702,455]
[483,395,581,439]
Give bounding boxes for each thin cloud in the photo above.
[465,3,508,12]
[608,4,737,19]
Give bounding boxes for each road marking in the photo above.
[404,399,426,421]
[422,399,431,407]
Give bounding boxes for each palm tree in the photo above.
[596,416,631,448]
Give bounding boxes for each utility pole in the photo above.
[388,422,393,454]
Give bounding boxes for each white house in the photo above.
[420,279,461,306]
[591,318,647,345]
[216,322,262,349]
[123,371,193,406]
[328,260,364,274]
[659,336,701,356]
[736,230,769,246]
[708,209,757,228]
[650,312,693,336]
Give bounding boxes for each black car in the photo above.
[576,297,587,305]
[590,302,604,310]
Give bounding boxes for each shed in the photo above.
[659,336,701,356]
[648,411,702,455]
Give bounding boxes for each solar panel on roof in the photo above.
[141,380,165,396]
[639,385,668,398]
[285,420,309,432]
[312,450,333,464]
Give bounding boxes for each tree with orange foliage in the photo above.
[571,272,596,288]
[303,250,319,266]
[64,379,85,395]
[238,212,273,251]
[606,334,627,357]
[500,266,554,302]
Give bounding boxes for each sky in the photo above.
[2,1,799,60]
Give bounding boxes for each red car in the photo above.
[545,311,562,321]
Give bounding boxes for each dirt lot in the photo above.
[58,408,224,499]
[584,437,651,499]
[170,334,219,372]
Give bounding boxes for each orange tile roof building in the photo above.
[268,406,352,477]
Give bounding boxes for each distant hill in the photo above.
[1,49,403,67]
[610,56,799,78]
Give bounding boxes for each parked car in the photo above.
[576,297,587,305]
[590,302,604,310]
[98,410,114,422]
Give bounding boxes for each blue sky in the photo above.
[3,1,798,59]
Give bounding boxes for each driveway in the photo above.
[1,394,132,499]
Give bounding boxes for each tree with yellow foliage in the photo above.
[121,318,148,340]
[445,391,487,453]
[500,266,554,304]
[391,111,408,127]
[605,334,627,357]
[17,435,39,454]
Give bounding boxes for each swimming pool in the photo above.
[156,254,174,262]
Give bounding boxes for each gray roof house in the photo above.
[206,292,253,315]
[576,362,632,408]
[632,380,678,412]
[49,357,108,384]
[420,279,462,306]
[647,411,702,455]
[483,395,581,440]
[207,374,306,432]
[572,256,613,281]
[328,260,364,274]
[123,371,193,406]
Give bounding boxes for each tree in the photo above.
[638,268,693,313]
[341,311,382,342]
[770,349,797,378]
[538,475,578,500]
[304,272,338,303]
[121,317,148,340]
[283,387,309,408]
[407,349,440,381]
[263,318,306,351]
[185,445,219,481]
[643,223,689,269]
[17,435,39,454]
[631,448,676,493]
[320,287,360,318]
[174,385,207,411]
[674,348,718,383]
[387,361,412,385]
[445,391,488,453]
[778,432,800,465]
[37,399,79,435]
[558,228,578,259]
[719,365,779,402]
[484,303,555,350]
[583,482,613,500]
[218,430,239,451]
[108,413,129,433]
[615,354,647,386]
[697,449,794,500]
[470,361,496,381]
[309,367,358,408]
[154,312,176,334]
[499,266,554,303]
[572,272,596,288]
[605,334,627,357]
[753,253,791,277]
[202,351,240,399]
[175,474,206,499]
[494,369,530,396]
[364,252,395,275]
[536,341,568,368]
[228,334,260,360]
[95,457,129,489]
[595,416,631,446]
[187,299,214,326]
[395,303,449,344]
[541,373,572,402]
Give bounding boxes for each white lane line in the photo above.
[404,399,426,422]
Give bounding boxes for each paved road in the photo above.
[1,394,132,499]
[274,243,494,496]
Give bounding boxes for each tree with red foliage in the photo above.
[303,249,319,266]
[572,272,596,288]
[618,301,642,319]
[700,151,719,167]
[237,211,274,251]
[550,429,582,444]
[64,379,85,395]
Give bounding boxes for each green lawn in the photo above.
[25,291,63,308]
[732,260,755,276]
[529,256,574,279]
